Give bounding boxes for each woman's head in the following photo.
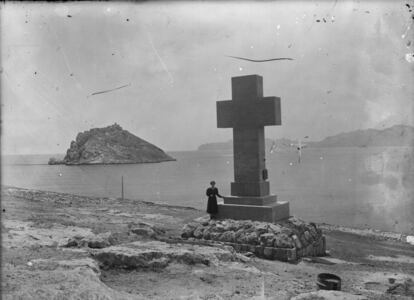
[210,180,216,187]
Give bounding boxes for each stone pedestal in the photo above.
[217,198,290,222]
[181,217,326,262]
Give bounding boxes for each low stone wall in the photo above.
[181,216,326,262]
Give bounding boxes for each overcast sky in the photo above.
[1,1,413,154]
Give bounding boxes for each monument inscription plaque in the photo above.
[216,74,290,222]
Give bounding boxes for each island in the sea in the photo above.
[48,123,175,165]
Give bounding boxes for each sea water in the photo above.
[2,147,413,234]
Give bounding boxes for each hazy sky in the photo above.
[1,1,413,154]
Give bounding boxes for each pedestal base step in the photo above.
[216,201,290,223]
[223,195,277,206]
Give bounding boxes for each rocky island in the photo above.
[48,124,175,165]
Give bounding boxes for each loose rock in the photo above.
[63,232,114,249]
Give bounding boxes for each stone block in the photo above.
[233,243,242,252]
[273,248,296,262]
[240,244,250,252]
[263,247,273,259]
[230,182,270,197]
[248,244,256,253]
[319,239,325,255]
[232,128,265,182]
[319,236,326,256]
[232,75,263,101]
[216,201,290,223]
[255,246,264,257]
[294,236,326,258]
[287,248,297,261]
[224,195,276,206]
[306,244,314,256]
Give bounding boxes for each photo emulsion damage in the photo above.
[1,1,414,299]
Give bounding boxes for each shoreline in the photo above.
[2,185,412,244]
[48,158,177,166]
[1,185,199,211]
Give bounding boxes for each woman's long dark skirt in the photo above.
[207,196,218,214]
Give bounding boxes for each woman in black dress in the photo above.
[206,181,223,219]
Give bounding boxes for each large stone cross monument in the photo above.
[216,74,290,222]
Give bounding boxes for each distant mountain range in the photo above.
[198,125,414,151]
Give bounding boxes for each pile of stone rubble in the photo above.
[181,216,325,261]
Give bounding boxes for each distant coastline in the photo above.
[198,124,414,151]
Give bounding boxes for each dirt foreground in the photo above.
[1,186,413,299]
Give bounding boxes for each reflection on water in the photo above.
[2,147,413,234]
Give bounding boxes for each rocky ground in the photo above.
[1,186,414,299]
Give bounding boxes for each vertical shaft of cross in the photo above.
[233,127,265,183]
[232,127,268,196]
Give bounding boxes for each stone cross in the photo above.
[216,75,290,222]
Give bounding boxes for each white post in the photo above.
[121,176,124,200]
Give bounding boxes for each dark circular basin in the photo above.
[317,273,341,291]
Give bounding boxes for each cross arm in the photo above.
[260,96,281,126]
[216,97,281,128]
[217,100,234,128]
